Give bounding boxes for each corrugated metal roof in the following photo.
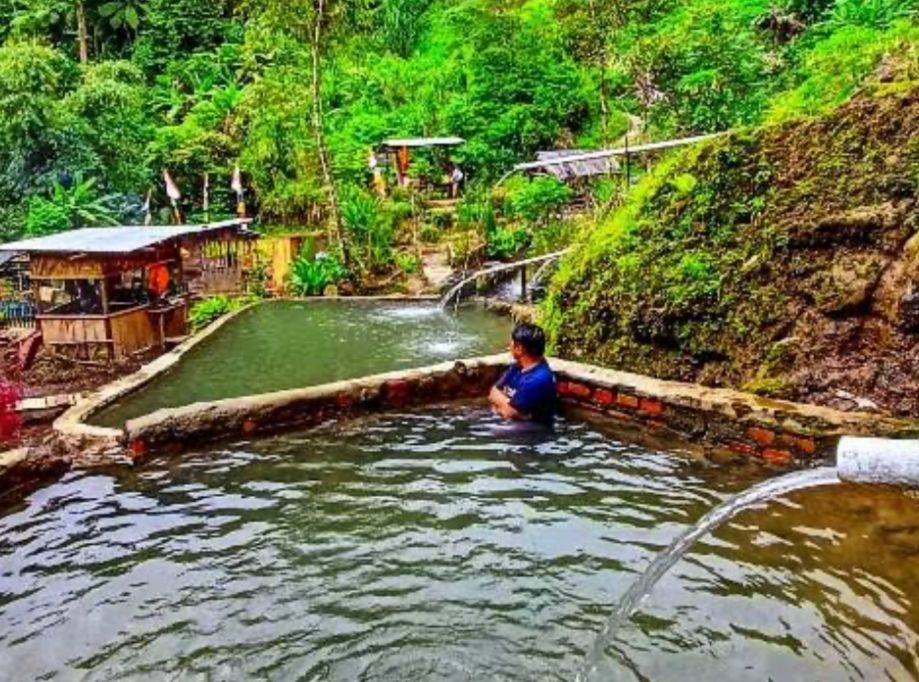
[531,150,620,180]
[514,133,726,173]
[381,137,465,148]
[0,251,16,267]
[0,219,252,255]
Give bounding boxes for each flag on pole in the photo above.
[231,164,246,218]
[202,172,210,220]
[164,169,181,201]
[231,164,243,195]
[163,169,182,224]
[142,189,153,226]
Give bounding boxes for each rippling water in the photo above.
[2,406,919,680]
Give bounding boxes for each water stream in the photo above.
[439,250,567,309]
[579,466,842,681]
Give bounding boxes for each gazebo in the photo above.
[0,218,255,359]
[378,137,465,189]
[518,150,620,181]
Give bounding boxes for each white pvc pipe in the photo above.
[837,437,919,486]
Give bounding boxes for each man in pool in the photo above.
[489,323,557,430]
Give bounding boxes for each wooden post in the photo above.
[625,136,632,187]
[100,277,110,316]
[520,266,527,302]
[158,312,166,351]
[100,278,114,361]
[202,172,210,222]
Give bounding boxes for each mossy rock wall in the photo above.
[545,90,919,417]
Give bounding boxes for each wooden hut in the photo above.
[0,252,33,330]
[0,219,256,359]
[378,137,465,190]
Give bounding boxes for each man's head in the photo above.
[510,323,547,362]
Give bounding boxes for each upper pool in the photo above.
[91,300,511,427]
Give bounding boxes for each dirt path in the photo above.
[421,246,455,294]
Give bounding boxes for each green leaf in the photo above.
[125,5,140,30]
[98,2,119,18]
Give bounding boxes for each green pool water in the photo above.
[91,300,511,427]
[2,405,918,680]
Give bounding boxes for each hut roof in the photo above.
[527,149,621,180]
[381,137,465,149]
[0,218,254,256]
[513,133,726,175]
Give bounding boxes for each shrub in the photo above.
[419,224,441,243]
[395,251,421,274]
[288,250,348,296]
[188,295,251,333]
[486,227,531,260]
[503,176,572,226]
[827,0,919,29]
[341,188,397,271]
[456,193,496,231]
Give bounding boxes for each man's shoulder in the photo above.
[527,360,556,385]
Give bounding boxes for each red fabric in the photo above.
[148,264,170,296]
[0,382,22,444]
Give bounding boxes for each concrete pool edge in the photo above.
[53,299,263,463]
[53,353,918,466]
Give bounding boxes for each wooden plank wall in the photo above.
[40,316,108,346]
[109,308,156,358]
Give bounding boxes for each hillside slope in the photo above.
[545,89,919,416]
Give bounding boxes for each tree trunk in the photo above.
[310,0,347,263]
[76,0,89,64]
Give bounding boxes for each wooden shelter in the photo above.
[522,150,620,181]
[0,219,256,359]
[379,137,465,189]
[0,252,34,330]
[513,133,726,183]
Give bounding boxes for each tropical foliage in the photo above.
[0,0,915,274]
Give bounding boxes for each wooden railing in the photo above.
[0,300,36,330]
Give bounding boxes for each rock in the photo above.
[833,389,881,413]
[898,284,919,332]
[816,255,886,315]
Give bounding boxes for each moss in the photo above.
[545,88,919,409]
[742,378,791,398]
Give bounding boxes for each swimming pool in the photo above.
[3,404,917,680]
[91,300,510,427]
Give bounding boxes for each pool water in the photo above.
[2,405,918,680]
[92,300,510,427]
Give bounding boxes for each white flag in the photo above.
[163,169,181,201]
[231,165,243,195]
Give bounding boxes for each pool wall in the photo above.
[56,348,917,465]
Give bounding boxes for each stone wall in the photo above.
[123,357,507,456]
[111,355,917,463]
[548,359,916,464]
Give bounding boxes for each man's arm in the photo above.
[489,386,523,420]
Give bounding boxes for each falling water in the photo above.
[579,466,841,682]
[439,250,569,310]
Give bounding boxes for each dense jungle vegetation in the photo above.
[2,0,917,269]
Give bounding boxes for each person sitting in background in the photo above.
[450,164,464,198]
[489,323,557,430]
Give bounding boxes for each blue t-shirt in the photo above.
[496,360,557,427]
